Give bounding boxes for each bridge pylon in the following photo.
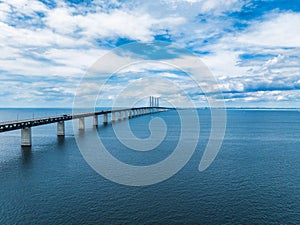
[149,96,159,107]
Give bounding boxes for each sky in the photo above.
[0,0,300,108]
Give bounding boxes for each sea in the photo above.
[0,108,300,224]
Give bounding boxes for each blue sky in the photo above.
[0,0,300,108]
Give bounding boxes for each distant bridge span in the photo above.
[0,106,174,147]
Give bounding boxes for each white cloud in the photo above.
[236,12,300,47]
[44,6,78,35]
[41,1,186,42]
[0,0,186,80]
[0,2,10,21]
[162,0,244,15]
[201,49,249,77]
[0,0,300,107]
[7,0,49,15]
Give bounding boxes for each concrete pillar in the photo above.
[93,115,98,127]
[112,112,115,122]
[131,110,134,118]
[21,127,32,146]
[57,121,65,136]
[123,110,127,119]
[103,113,108,124]
[118,111,122,120]
[79,117,85,130]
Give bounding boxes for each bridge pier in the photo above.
[21,127,32,146]
[93,115,98,127]
[118,111,122,120]
[112,112,116,122]
[79,117,85,130]
[129,110,132,118]
[57,121,65,136]
[123,110,127,119]
[128,110,131,118]
[103,113,108,125]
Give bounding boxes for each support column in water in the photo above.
[111,112,116,122]
[127,110,131,118]
[57,121,65,136]
[93,115,98,127]
[103,113,108,125]
[21,127,32,146]
[79,117,85,130]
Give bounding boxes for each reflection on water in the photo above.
[21,146,32,165]
[57,136,65,146]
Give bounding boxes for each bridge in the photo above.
[0,97,174,146]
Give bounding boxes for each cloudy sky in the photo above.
[0,0,299,108]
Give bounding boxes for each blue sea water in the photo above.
[0,108,300,224]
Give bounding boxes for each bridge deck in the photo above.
[0,107,173,133]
